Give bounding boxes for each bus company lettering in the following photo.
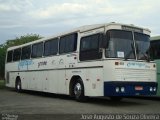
[127,62,150,69]
[18,60,34,70]
[38,61,47,68]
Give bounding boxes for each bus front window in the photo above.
[134,32,150,60]
[106,30,135,59]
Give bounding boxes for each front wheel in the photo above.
[73,79,85,102]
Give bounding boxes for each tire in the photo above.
[15,80,22,92]
[73,79,85,102]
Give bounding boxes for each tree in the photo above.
[0,34,42,79]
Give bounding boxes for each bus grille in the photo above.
[115,69,156,82]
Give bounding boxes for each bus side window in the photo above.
[59,33,77,54]
[13,48,21,61]
[7,50,13,62]
[151,41,160,59]
[31,42,43,58]
[80,33,102,61]
[44,38,58,56]
[21,45,31,60]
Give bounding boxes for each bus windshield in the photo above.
[106,30,135,59]
[134,32,150,60]
[105,30,150,60]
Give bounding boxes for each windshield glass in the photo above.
[134,32,150,60]
[106,30,135,59]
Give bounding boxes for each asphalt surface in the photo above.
[0,88,160,120]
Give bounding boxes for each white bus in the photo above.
[5,22,158,101]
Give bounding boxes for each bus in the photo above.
[150,36,160,96]
[5,22,157,101]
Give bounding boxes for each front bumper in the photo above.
[104,81,158,96]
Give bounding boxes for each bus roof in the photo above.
[7,22,151,51]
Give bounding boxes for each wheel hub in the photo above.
[74,83,82,97]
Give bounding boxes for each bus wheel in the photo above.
[16,80,22,92]
[73,79,85,102]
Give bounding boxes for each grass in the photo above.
[0,80,5,89]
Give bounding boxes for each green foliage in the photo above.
[0,34,42,79]
[5,34,42,47]
[0,48,6,79]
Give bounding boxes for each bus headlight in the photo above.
[153,87,156,91]
[116,87,119,92]
[150,87,153,92]
[121,87,125,92]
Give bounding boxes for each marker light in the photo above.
[121,87,125,92]
[153,64,156,68]
[116,87,119,92]
[150,87,153,92]
[115,62,119,65]
[153,87,156,91]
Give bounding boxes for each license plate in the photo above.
[135,86,143,91]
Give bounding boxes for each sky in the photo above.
[0,0,160,44]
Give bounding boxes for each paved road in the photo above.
[0,89,160,120]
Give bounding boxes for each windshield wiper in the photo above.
[139,52,150,62]
[124,42,134,60]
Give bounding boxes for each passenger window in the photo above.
[59,33,77,54]
[31,42,43,58]
[80,33,102,61]
[21,45,31,60]
[44,38,58,56]
[13,48,21,61]
[7,50,13,62]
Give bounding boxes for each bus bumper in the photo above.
[104,81,158,96]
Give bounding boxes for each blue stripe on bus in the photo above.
[104,81,158,96]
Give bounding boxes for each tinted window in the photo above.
[59,33,77,54]
[13,48,21,61]
[109,30,132,40]
[150,41,160,59]
[106,30,134,59]
[80,33,102,61]
[7,50,13,62]
[21,45,31,60]
[31,42,43,58]
[134,32,150,60]
[44,38,58,56]
[80,34,99,51]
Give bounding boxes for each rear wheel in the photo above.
[15,80,22,92]
[73,79,85,102]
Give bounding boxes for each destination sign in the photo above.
[122,25,143,33]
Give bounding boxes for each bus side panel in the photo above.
[6,72,16,88]
[66,68,103,97]
[84,68,103,96]
[156,60,160,96]
[48,70,58,94]
[20,72,28,90]
[157,73,160,96]
[57,69,66,94]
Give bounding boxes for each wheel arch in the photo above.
[15,76,21,86]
